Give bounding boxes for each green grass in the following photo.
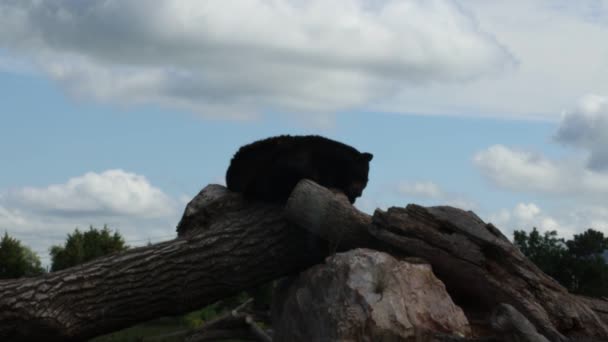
[89,307,217,342]
[89,293,252,342]
[90,316,189,342]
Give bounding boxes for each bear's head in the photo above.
[343,152,373,203]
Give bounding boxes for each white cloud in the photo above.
[0,0,514,118]
[473,145,563,193]
[0,170,181,267]
[554,94,608,171]
[380,0,608,119]
[0,204,28,228]
[513,203,541,221]
[566,205,608,232]
[486,203,566,238]
[397,181,443,198]
[474,93,608,239]
[2,1,608,121]
[473,144,608,196]
[9,170,177,218]
[396,180,476,210]
[485,202,608,240]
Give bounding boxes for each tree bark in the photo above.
[490,304,550,342]
[284,180,608,342]
[575,295,608,327]
[284,182,377,251]
[0,184,325,341]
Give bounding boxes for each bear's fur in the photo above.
[226,135,373,204]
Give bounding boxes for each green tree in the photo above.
[566,229,608,258]
[514,227,608,298]
[513,227,568,278]
[50,225,128,271]
[0,232,45,279]
[565,229,608,297]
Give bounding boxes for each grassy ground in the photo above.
[90,305,222,342]
[89,291,255,342]
[89,282,275,342]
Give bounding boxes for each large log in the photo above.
[3,180,608,341]
[284,182,376,251]
[285,179,608,342]
[0,184,325,341]
[575,294,608,337]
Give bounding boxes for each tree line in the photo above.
[514,227,608,298]
[0,225,127,278]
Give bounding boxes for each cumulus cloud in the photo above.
[566,205,608,233]
[8,170,177,218]
[512,202,541,222]
[486,203,567,238]
[0,204,28,228]
[473,145,563,193]
[474,94,608,238]
[473,144,608,196]
[485,202,608,240]
[379,1,608,119]
[0,170,181,267]
[396,180,476,210]
[554,94,608,171]
[0,0,514,117]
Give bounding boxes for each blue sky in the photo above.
[1,0,608,266]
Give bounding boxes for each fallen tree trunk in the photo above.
[575,295,608,328]
[3,180,608,341]
[285,179,608,342]
[0,185,325,341]
[490,304,550,342]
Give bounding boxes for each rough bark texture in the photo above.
[284,182,376,251]
[575,295,608,326]
[490,304,550,342]
[285,180,608,342]
[272,248,470,342]
[0,184,325,341]
[371,206,608,342]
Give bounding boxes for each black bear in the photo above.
[226,135,373,204]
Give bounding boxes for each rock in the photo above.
[272,248,470,342]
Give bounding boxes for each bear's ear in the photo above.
[360,152,373,162]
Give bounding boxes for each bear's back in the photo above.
[225,135,370,203]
